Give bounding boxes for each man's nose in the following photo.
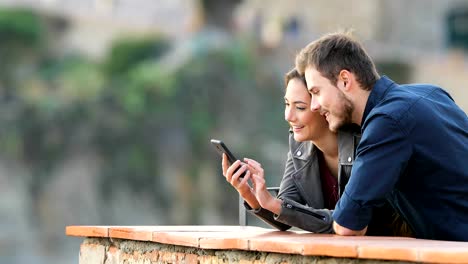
[310,95,321,111]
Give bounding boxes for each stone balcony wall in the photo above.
[66,226,468,264]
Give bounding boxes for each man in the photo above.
[295,32,468,241]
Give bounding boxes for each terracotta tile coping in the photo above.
[66,225,468,263]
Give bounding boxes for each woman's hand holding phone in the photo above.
[222,154,251,195]
[211,139,259,209]
[221,154,261,210]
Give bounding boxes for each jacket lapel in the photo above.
[290,141,324,209]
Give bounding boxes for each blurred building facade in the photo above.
[0,0,199,57]
[235,0,468,110]
[1,0,467,57]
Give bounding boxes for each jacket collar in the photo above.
[288,130,315,161]
[362,76,396,124]
[293,140,315,161]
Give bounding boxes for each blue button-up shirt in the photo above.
[333,76,468,241]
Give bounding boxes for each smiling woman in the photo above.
[284,70,329,143]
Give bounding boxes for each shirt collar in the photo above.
[361,76,396,124]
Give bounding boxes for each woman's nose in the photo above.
[285,108,295,122]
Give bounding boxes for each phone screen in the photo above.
[210,139,246,178]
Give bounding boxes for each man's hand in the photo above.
[333,221,367,236]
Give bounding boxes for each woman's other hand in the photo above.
[245,158,281,214]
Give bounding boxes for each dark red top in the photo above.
[318,151,339,210]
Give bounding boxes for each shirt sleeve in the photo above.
[332,114,412,230]
[243,201,291,231]
[241,150,297,231]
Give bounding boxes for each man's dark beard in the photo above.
[334,90,355,131]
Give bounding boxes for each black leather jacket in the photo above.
[245,126,360,233]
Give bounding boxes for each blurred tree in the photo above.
[0,8,49,225]
[92,36,172,220]
[103,36,170,76]
[0,8,42,48]
[0,8,286,227]
[0,8,43,97]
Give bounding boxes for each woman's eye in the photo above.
[297,107,306,111]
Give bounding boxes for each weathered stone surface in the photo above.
[80,243,106,264]
[78,238,415,264]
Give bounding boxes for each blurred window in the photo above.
[447,6,468,50]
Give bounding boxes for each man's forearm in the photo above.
[333,221,367,236]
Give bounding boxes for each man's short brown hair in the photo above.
[295,31,379,90]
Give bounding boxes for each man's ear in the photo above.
[338,70,352,92]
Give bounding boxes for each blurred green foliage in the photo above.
[0,8,285,223]
[103,36,170,75]
[0,8,42,48]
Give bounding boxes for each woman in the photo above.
[222,68,408,235]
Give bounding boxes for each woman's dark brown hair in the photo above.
[284,68,307,89]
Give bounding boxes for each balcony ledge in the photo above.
[66,225,468,263]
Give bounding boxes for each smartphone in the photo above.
[210,139,247,178]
